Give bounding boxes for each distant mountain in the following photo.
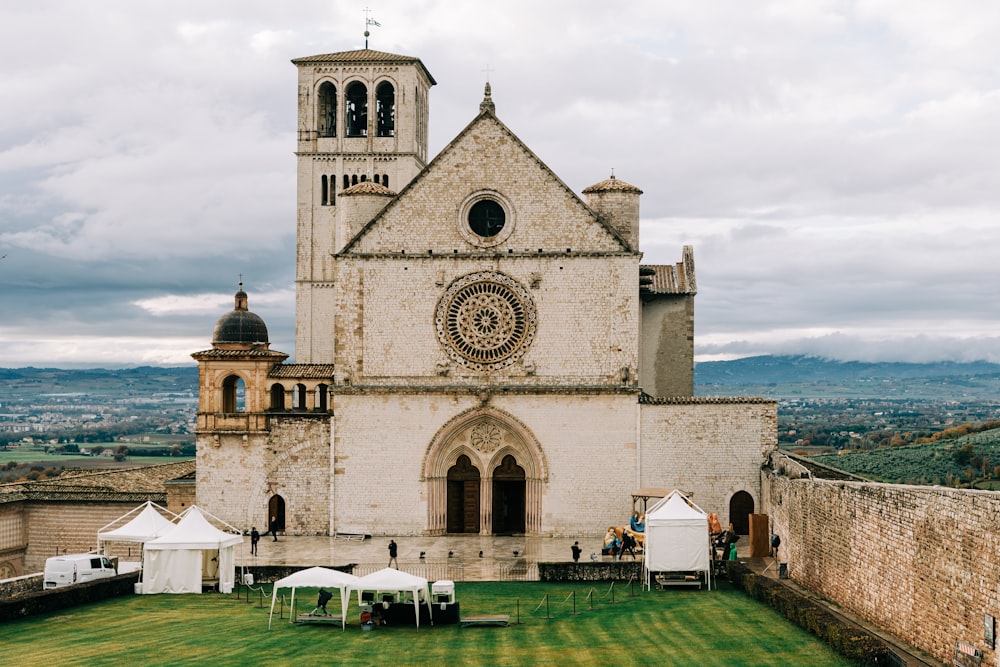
[0,366,198,397]
[695,355,1000,399]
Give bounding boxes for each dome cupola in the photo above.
[212,283,270,348]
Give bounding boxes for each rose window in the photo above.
[436,272,536,371]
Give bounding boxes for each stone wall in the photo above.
[640,398,777,526]
[23,501,147,573]
[764,457,1000,665]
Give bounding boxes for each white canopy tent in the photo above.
[97,501,180,578]
[643,489,712,590]
[141,506,242,594]
[348,568,433,628]
[97,501,178,546]
[267,566,361,630]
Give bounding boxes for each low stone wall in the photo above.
[0,573,43,599]
[727,561,894,665]
[537,561,643,582]
[0,572,140,623]
[765,454,1000,666]
[236,564,355,585]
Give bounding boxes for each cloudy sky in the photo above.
[1,0,999,367]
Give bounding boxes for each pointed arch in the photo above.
[423,407,547,535]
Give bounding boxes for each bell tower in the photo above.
[291,49,436,363]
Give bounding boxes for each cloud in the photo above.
[2,1,1000,366]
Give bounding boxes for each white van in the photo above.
[43,554,117,589]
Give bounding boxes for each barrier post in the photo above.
[570,590,580,615]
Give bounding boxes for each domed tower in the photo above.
[192,284,288,425]
[582,174,643,251]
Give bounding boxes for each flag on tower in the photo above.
[367,18,381,27]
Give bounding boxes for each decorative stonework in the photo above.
[469,421,502,453]
[435,271,536,371]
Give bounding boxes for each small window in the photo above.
[222,375,245,413]
[321,175,329,205]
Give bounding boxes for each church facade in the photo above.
[192,49,776,537]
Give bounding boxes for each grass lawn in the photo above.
[1,580,850,666]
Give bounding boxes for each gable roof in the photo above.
[340,105,631,254]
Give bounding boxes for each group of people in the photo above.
[248,516,281,556]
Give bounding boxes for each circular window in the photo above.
[435,272,536,371]
[458,191,515,248]
[468,199,505,238]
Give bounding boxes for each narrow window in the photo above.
[316,384,328,411]
[360,174,367,182]
[222,375,245,413]
[382,174,389,188]
[345,82,368,137]
[293,383,307,410]
[321,175,329,205]
[329,175,335,205]
[376,82,395,137]
[317,82,337,137]
[343,174,350,190]
[270,383,285,411]
[352,174,358,186]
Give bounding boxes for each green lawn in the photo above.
[2,581,850,666]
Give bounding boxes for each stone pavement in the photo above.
[237,533,610,581]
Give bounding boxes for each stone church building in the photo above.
[192,49,776,537]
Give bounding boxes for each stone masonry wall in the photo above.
[640,400,777,526]
[764,464,1000,665]
[23,502,141,573]
[197,417,331,535]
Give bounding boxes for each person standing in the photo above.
[571,541,582,563]
[267,516,279,542]
[250,527,260,555]
[388,539,398,568]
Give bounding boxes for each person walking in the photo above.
[571,541,582,563]
[388,539,398,568]
[250,527,260,555]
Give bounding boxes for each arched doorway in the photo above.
[446,455,480,533]
[729,490,754,535]
[268,495,286,532]
[492,455,525,535]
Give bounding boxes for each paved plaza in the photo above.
[237,533,643,582]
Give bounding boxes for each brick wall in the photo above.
[764,457,1000,665]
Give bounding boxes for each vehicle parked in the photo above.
[43,554,117,589]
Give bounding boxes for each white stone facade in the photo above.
[193,48,776,537]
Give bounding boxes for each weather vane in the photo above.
[364,6,381,49]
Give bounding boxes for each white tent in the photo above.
[141,506,242,594]
[643,489,712,590]
[267,566,361,630]
[348,568,433,628]
[97,501,178,546]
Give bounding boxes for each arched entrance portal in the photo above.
[424,409,547,535]
[268,495,286,532]
[447,455,481,533]
[492,455,525,534]
[729,490,754,535]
